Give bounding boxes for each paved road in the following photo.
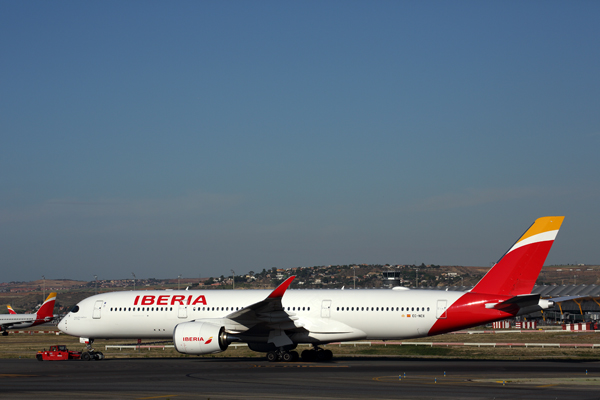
[1,357,600,399]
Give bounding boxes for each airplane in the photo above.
[58,216,563,362]
[1,292,58,336]
[7,305,17,314]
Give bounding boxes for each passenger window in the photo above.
[337,307,339,311]
[351,307,354,311]
[302,307,305,311]
[411,307,414,311]
[427,307,430,311]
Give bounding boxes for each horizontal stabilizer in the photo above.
[486,294,541,312]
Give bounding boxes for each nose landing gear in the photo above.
[80,338,104,361]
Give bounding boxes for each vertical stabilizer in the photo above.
[36,292,57,320]
[471,216,564,296]
[7,305,16,315]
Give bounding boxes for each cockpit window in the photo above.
[69,305,79,313]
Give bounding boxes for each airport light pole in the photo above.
[231,270,235,290]
[178,275,181,290]
[94,275,98,295]
[353,265,356,290]
[416,268,419,288]
[42,275,45,299]
[132,273,136,291]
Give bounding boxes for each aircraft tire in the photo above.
[301,350,316,362]
[323,349,333,360]
[281,352,292,362]
[36,354,43,361]
[266,351,278,362]
[96,352,104,360]
[290,351,299,361]
[82,352,91,361]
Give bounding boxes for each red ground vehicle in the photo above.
[36,345,82,361]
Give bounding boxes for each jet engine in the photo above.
[173,321,231,355]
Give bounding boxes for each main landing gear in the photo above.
[265,345,332,362]
[266,348,300,362]
[301,345,333,362]
[81,338,104,361]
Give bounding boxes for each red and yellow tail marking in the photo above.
[507,216,563,254]
[471,216,564,297]
[428,217,564,336]
[36,292,57,319]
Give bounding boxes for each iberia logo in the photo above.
[205,336,213,345]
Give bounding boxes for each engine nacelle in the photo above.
[173,321,229,355]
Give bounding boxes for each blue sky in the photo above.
[1,1,599,282]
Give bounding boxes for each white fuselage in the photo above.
[58,288,464,342]
[0,314,43,330]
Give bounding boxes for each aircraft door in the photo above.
[436,300,447,319]
[92,300,103,319]
[321,300,331,318]
[178,305,187,319]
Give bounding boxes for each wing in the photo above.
[224,276,299,347]
[226,276,296,324]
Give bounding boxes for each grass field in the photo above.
[2,328,600,361]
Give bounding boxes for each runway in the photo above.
[1,356,600,399]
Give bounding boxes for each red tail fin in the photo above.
[7,305,16,315]
[471,216,564,296]
[36,292,57,319]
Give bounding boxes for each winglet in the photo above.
[268,276,295,299]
